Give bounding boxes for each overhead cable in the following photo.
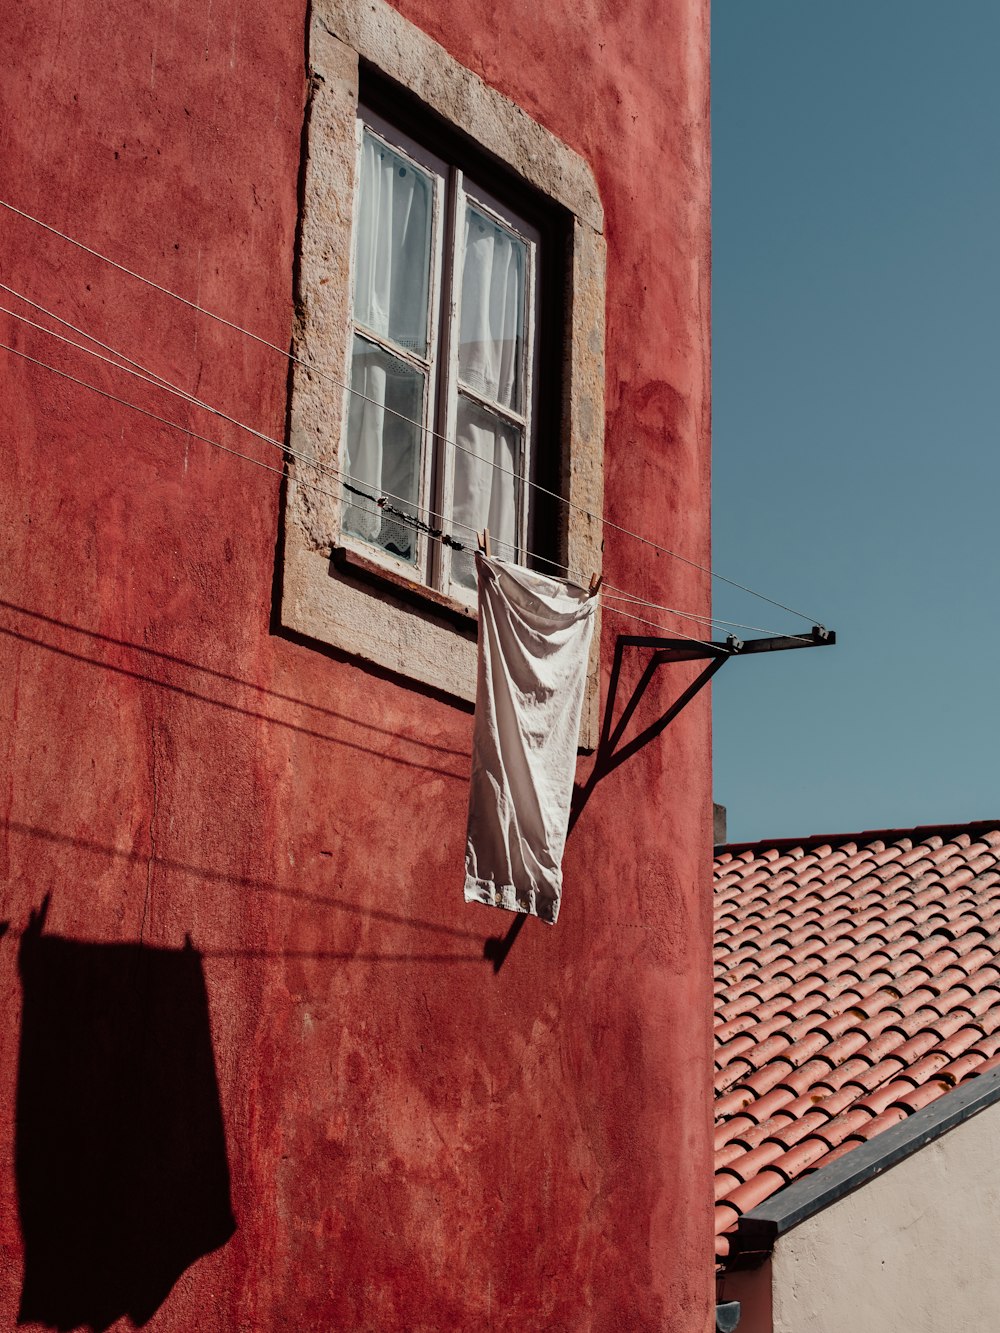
[0,196,825,627]
[0,289,790,643]
[0,336,728,654]
[600,585,813,643]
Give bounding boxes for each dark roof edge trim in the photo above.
[725,1065,1000,1269]
[717,818,1000,859]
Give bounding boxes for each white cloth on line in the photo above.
[463,552,596,925]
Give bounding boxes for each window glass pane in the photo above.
[343,335,425,564]
[354,131,433,358]
[458,205,526,413]
[450,394,521,591]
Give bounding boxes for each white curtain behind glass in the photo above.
[353,134,431,352]
[345,349,387,544]
[458,210,523,410]
[452,209,526,589]
[345,134,431,557]
[345,340,423,555]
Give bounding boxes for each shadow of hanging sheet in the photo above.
[15,902,236,1331]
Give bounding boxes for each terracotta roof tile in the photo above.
[925,965,978,996]
[967,1031,1000,1060]
[854,1079,921,1117]
[715,1112,752,1145]
[799,1084,858,1118]
[897,1052,952,1085]
[936,987,998,1019]
[972,1004,1000,1034]
[938,1050,981,1082]
[714,1141,748,1171]
[724,1168,790,1216]
[968,1052,1000,1078]
[768,1135,831,1180]
[930,1026,982,1061]
[733,1084,796,1127]
[810,1139,861,1172]
[883,991,936,1020]
[715,1202,741,1236]
[852,1105,910,1140]
[841,1055,907,1092]
[790,1021,849,1061]
[714,1059,755,1094]
[766,1108,833,1151]
[813,1106,875,1148]
[774,1054,835,1093]
[735,1060,797,1098]
[819,1031,871,1066]
[815,1055,879,1092]
[713,821,1000,1265]
[714,1169,743,1201]
[751,1033,797,1067]
[724,1113,792,1154]
[719,1139,788,1186]
[892,1081,952,1115]
[714,1088,757,1122]
[714,1013,757,1044]
[715,1033,757,1068]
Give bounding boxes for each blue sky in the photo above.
[711,2,1000,843]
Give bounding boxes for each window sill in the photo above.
[331,546,477,629]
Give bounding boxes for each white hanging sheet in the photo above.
[464,553,596,925]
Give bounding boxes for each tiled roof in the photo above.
[713,820,1000,1265]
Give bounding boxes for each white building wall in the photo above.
[764,1101,1000,1333]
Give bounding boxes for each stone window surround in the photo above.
[279,0,606,745]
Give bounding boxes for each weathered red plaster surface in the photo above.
[0,0,713,1328]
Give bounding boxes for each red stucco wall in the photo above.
[0,0,713,1328]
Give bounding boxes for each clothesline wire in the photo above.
[3,294,659,609]
[0,292,497,559]
[0,195,825,628]
[600,601,734,647]
[600,585,813,642]
[0,336,731,654]
[0,283,602,589]
[0,288,797,644]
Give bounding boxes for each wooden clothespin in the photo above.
[589,572,603,597]
[478,528,492,558]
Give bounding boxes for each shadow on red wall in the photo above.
[13,899,236,1331]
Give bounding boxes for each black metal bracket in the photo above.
[600,626,835,772]
[619,624,835,663]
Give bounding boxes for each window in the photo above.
[279,0,605,739]
[341,111,542,607]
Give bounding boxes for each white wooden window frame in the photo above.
[279,0,605,745]
[339,119,447,588]
[437,180,540,606]
[341,116,542,610]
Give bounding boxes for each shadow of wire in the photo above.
[3,821,484,953]
[0,599,469,781]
